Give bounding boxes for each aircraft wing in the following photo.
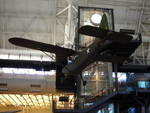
[9,37,76,62]
[0,110,22,113]
[94,39,141,63]
[78,25,133,43]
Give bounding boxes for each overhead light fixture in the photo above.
[90,13,102,25]
[0,94,74,108]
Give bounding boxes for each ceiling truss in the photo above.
[0,0,150,64]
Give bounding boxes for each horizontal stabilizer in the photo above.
[79,25,133,43]
[79,25,108,38]
[9,37,75,57]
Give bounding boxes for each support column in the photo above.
[144,105,149,113]
[76,74,82,97]
[64,0,76,49]
[135,105,142,113]
[115,102,120,113]
[114,63,118,91]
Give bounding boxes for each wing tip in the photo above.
[9,37,19,43]
[9,37,25,45]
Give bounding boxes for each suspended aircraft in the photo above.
[8,13,141,91]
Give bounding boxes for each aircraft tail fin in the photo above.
[99,13,109,30]
[99,13,133,42]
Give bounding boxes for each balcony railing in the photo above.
[53,81,133,110]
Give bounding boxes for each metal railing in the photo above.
[53,80,150,112]
[53,82,131,110]
[74,82,129,110]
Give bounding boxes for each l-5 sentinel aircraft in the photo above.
[9,14,140,91]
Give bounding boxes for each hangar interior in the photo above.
[0,0,150,113]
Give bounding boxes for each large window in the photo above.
[77,6,114,49]
[81,62,112,95]
[78,7,114,96]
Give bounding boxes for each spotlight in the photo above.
[90,13,102,25]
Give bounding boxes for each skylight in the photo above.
[0,68,55,76]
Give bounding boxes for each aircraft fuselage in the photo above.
[62,38,103,77]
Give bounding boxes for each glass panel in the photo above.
[81,62,113,95]
[128,107,135,113]
[138,81,150,88]
[78,7,114,48]
[138,81,146,88]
